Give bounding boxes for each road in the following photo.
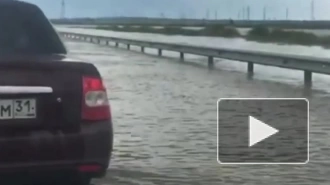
[65,38,330,185]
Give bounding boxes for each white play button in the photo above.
[249,116,279,147]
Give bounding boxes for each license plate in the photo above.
[0,99,36,119]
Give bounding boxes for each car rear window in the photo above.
[0,3,66,55]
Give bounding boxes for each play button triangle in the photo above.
[249,116,279,147]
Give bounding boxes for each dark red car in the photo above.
[0,1,113,185]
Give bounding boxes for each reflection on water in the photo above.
[67,40,330,185]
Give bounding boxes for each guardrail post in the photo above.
[158,49,162,56]
[248,62,254,74]
[247,62,254,79]
[304,70,312,87]
[106,40,109,45]
[180,52,184,60]
[97,39,100,44]
[127,44,130,50]
[208,56,214,68]
[115,43,118,47]
[141,47,145,53]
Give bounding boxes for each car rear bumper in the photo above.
[0,120,113,181]
[0,163,107,184]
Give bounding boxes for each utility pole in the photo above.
[215,10,218,20]
[247,6,250,20]
[60,0,65,19]
[286,8,289,20]
[263,6,266,20]
[206,9,210,19]
[311,0,315,20]
[242,7,245,20]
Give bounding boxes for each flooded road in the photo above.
[65,39,330,185]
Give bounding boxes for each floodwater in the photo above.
[56,27,330,58]
[65,37,330,185]
[55,24,330,37]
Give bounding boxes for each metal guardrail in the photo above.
[59,31,330,87]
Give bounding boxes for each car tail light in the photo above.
[82,76,111,121]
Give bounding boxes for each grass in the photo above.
[95,24,330,48]
[246,25,330,47]
[200,25,240,37]
[96,25,240,37]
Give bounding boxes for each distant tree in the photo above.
[229,19,234,25]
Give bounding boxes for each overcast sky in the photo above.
[24,0,330,20]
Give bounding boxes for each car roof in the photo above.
[0,0,37,9]
[0,0,67,54]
